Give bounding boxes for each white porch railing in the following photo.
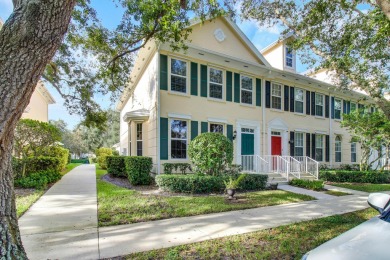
[241,155,319,180]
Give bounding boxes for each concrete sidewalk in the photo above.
[19,164,98,260]
[19,166,373,259]
[278,184,335,200]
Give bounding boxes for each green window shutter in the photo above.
[226,71,233,102]
[234,73,240,103]
[227,124,233,141]
[160,117,168,160]
[201,121,208,133]
[200,65,207,97]
[191,121,198,140]
[160,54,168,91]
[256,78,261,107]
[190,62,198,96]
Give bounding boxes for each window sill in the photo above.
[315,116,326,120]
[168,91,190,98]
[294,112,306,117]
[207,98,226,103]
[270,108,284,113]
[240,103,255,108]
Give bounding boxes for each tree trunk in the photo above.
[0,0,76,258]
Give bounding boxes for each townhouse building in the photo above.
[117,17,375,178]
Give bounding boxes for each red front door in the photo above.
[271,136,282,156]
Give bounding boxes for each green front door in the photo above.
[241,133,254,155]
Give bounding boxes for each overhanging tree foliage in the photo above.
[342,110,390,170]
[240,0,390,119]
[0,0,231,257]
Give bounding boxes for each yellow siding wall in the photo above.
[21,89,49,122]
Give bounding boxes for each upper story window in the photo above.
[315,93,324,117]
[171,119,188,159]
[241,75,253,105]
[209,123,224,134]
[294,132,304,156]
[334,98,342,119]
[170,58,187,93]
[285,47,293,68]
[209,67,223,99]
[271,83,282,110]
[335,136,342,162]
[295,88,304,113]
[315,134,324,161]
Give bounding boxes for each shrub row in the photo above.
[43,146,69,171]
[106,156,153,185]
[163,163,192,174]
[13,156,62,177]
[70,159,90,164]
[289,179,324,191]
[14,170,62,189]
[320,170,389,184]
[155,173,268,194]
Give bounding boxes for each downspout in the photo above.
[262,78,266,157]
[329,91,333,168]
[156,47,161,175]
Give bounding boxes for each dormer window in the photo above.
[285,47,293,68]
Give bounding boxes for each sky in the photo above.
[0,0,307,129]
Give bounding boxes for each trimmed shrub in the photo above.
[320,170,389,184]
[163,163,192,174]
[125,156,153,185]
[237,174,268,191]
[70,158,89,164]
[14,170,62,189]
[188,133,233,176]
[289,179,324,191]
[96,147,113,169]
[107,156,127,177]
[156,173,268,193]
[12,156,62,178]
[339,164,360,171]
[156,174,225,193]
[42,146,69,170]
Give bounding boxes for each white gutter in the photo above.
[156,47,161,175]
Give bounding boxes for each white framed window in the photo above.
[242,128,254,133]
[350,102,357,112]
[136,123,143,156]
[271,83,282,110]
[334,98,342,119]
[241,75,253,105]
[335,136,342,162]
[209,123,224,134]
[315,134,323,161]
[295,88,304,113]
[315,93,324,117]
[170,119,188,159]
[294,132,304,156]
[285,46,293,68]
[271,131,281,136]
[209,67,223,99]
[170,58,187,93]
[351,143,357,162]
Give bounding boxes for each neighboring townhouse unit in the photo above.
[117,17,375,179]
[21,81,56,122]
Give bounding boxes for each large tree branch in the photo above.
[376,0,390,20]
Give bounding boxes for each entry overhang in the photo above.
[123,109,150,122]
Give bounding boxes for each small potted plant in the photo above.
[224,174,246,200]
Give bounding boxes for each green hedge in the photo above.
[124,156,153,185]
[320,170,389,184]
[289,179,324,191]
[13,156,62,177]
[155,173,268,194]
[14,170,62,189]
[70,159,90,164]
[43,146,69,170]
[107,156,127,178]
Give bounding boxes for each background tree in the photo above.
[240,0,390,119]
[342,110,390,170]
[0,1,231,256]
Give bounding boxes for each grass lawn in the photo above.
[128,208,378,260]
[96,166,315,227]
[324,190,350,196]
[15,163,81,218]
[331,183,390,193]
